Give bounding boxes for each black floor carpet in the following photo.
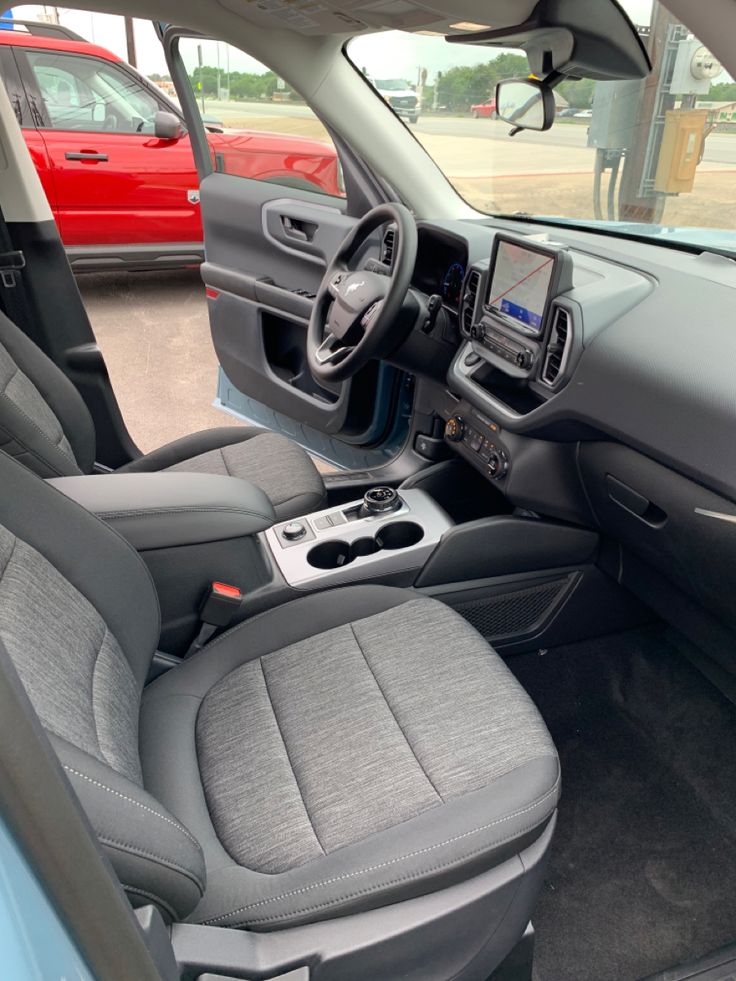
[509,626,736,981]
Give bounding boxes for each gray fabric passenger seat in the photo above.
[0,450,559,977]
[0,311,325,520]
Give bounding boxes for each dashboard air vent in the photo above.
[381,226,396,266]
[541,306,571,386]
[461,269,481,336]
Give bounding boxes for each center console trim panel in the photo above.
[265,489,453,589]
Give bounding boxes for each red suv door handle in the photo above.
[65,151,109,162]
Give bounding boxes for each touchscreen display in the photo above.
[487,241,555,333]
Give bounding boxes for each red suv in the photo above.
[0,23,342,270]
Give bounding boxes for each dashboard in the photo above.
[411,227,468,310]
[396,216,736,637]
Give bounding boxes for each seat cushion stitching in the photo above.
[62,765,202,849]
[229,806,557,927]
[202,769,559,924]
[260,657,327,856]
[0,391,76,465]
[121,883,178,921]
[349,622,443,804]
[1,363,20,395]
[219,446,231,477]
[0,410,68,476]
[97,835,205,894]
[0,533,18,581]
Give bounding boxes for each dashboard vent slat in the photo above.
[461,269,481,337]
[382,227,396,266]
[541,307,571,386]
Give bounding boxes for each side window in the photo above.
[24,50,161,134]
[176,38,344,198]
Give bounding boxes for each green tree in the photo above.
[706,81,736,102]
[436,53,528,111]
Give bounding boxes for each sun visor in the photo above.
[446,0,652,81]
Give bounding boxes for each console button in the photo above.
[312,516,333,531]
[283,521,307,540]
[469,432,483,453]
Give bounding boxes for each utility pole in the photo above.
[197,43,205,114]
[617,4,679,222]
[124,16,137,69]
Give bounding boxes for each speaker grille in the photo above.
[454,579,568,639]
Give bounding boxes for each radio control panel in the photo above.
[470,324,538,373]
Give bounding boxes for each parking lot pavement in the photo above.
[77,269,243,455]
[78,269,337,474]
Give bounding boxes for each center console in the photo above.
[266,487,453,588]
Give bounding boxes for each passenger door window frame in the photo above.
[13,47,176,137]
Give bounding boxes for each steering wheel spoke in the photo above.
[327,261,349,299]
[315,332,354,366]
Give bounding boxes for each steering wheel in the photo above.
[307,202,417,383]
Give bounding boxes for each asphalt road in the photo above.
[201,99,736,168]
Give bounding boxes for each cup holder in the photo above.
[307,521,425,570]
[375,521,424,550]
[307,540,352,570]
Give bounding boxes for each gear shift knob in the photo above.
[361,486,401,517]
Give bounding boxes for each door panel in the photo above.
[200,173,357,432]
[164,30,407,463]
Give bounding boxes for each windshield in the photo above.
[349,1,736,252]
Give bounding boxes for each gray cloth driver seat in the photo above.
[0,311,325,520]
[0,451,560,980]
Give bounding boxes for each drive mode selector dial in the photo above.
[362,486,401,516]
[444,416,465,442]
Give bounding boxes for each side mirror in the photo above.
[495,78,556,132]
[154,110,184,141]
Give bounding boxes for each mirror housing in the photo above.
[495,78,556,132]
[154,110,184,141]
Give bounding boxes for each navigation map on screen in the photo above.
[488,241,554,332]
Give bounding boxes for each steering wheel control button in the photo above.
[361,486,401,516]
[444,416,465,442]
[283,521,307,541]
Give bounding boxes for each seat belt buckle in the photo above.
[201,581,243,625]
[0,251,25,288]
[185,581,242,658]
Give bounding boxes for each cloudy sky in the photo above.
[4,2,716,85]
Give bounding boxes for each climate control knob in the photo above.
[487,449,509,479]
[444,416,465,442]
[515,349,534,370]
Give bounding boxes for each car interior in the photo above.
[0,1,735,980]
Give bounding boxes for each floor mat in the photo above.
[509,626,736,981]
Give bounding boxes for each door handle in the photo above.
[65,151,108,161]
[281,215,317,242]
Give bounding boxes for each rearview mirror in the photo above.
[495,78,555,132]
[154,110,184,141]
